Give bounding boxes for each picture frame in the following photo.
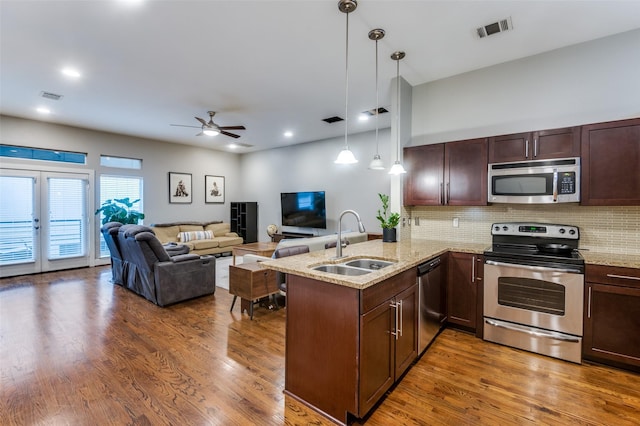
[205,175,225,204]
[169,172,192,204]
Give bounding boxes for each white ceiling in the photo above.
[2,0,640,153]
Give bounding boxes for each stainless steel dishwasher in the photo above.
[417,257,445,354]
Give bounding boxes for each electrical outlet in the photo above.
[453,217,459,228]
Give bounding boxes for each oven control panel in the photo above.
[491,222,579,239]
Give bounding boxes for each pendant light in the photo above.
[389,51,407,175]
[334,0,358,165]
[368,28,385,170]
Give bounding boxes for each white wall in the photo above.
[239,129,393,241]
[0,115,241,225]
[410,28,640,146]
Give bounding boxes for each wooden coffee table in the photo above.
[232,242,278,265]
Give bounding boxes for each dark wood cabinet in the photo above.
[488,127,580,163]
[583,264,640,372]
[360,282,417,416]
[230,202,258,243]
[404,138,488,206]
[447,252,483,333]
[284,268,417,424]
[403,144,443,206]
[581,118,640,206]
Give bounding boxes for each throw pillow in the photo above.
[178,230,213,242]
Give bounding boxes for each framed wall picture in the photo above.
[169,172,192,204]
[205,175,225,204]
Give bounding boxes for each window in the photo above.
[0,144,86,164]
[100,155,142,170]
[98,175,143,258]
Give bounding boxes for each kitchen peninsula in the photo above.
[262,239,486,425]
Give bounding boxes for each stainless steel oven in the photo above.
[483,223,585,363]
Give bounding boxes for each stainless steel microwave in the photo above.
[488,157,580,204]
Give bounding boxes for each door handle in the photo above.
[525,139,529,158]
[390,301,399,340]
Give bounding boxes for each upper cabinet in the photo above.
[488,127,581,163]
[404,138,488,206]
[581,118,640,206]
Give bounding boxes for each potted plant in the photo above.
[95,197,145,225]
[376,193,400,242]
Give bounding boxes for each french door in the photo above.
[0,169,91,278]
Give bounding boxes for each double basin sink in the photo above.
[312,258,396,276]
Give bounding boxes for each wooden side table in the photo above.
[232,242,278,265]
[229,262,278,319]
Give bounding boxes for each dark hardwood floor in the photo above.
[1,265,639,425]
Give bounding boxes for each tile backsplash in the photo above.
[403,204,640,255]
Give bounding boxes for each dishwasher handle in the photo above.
[418,257,441,276]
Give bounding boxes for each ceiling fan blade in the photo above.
[170,124,201,129]
[218,125,246,130]
[195,116,207,126]
[220,130,241,139]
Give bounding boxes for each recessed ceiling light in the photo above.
[228,144,238,149]
[61,68,81,78]
[36,107,51,114]
[284,131,293,138]
[358,113,369,122]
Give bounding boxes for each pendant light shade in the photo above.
[389,51,407,175]
[334,0,358,165]
[368,28,385,170]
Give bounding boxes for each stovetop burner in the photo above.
[484,222,585,270]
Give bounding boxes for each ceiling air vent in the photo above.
[322,116,344,124]
[40,91,63,101]
[362,107,389,116]
[476,17,513,39]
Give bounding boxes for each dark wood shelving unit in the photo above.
[230,202,258,243]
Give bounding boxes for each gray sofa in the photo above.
[117,224,216,306]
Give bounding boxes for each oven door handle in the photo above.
[485,260,582,274]
[485,319,580,343]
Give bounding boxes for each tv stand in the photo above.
[271,231,314,243]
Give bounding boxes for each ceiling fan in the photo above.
[170,111,246,138]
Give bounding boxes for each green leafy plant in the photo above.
[376,193,400,229]
[95,197,145,226]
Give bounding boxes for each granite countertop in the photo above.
[261,239,487,290]
[580,251,640,269]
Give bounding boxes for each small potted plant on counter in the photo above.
[376,193,400,242]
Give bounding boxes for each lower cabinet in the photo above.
[583,264,640,372]
[284,268,417,424]
[359,283,417,416]
[447,252,483,333]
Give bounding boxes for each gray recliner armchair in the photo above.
[117,224,216,306]
[101,222,125,286]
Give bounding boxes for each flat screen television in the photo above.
[280,191,327,229]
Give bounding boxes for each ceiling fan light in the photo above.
[388,160,407,175]
[202,127,220,136]
[335,148,358,164]
[368,154,385,170]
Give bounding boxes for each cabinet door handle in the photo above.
[471,256,476,283]
[398,299,403,338]
[587,286,592,319]
[439,183,444,205]
[533,138,538,158]
[606,274,640,281]
[525,139,529,158]
[390,301,399,340]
